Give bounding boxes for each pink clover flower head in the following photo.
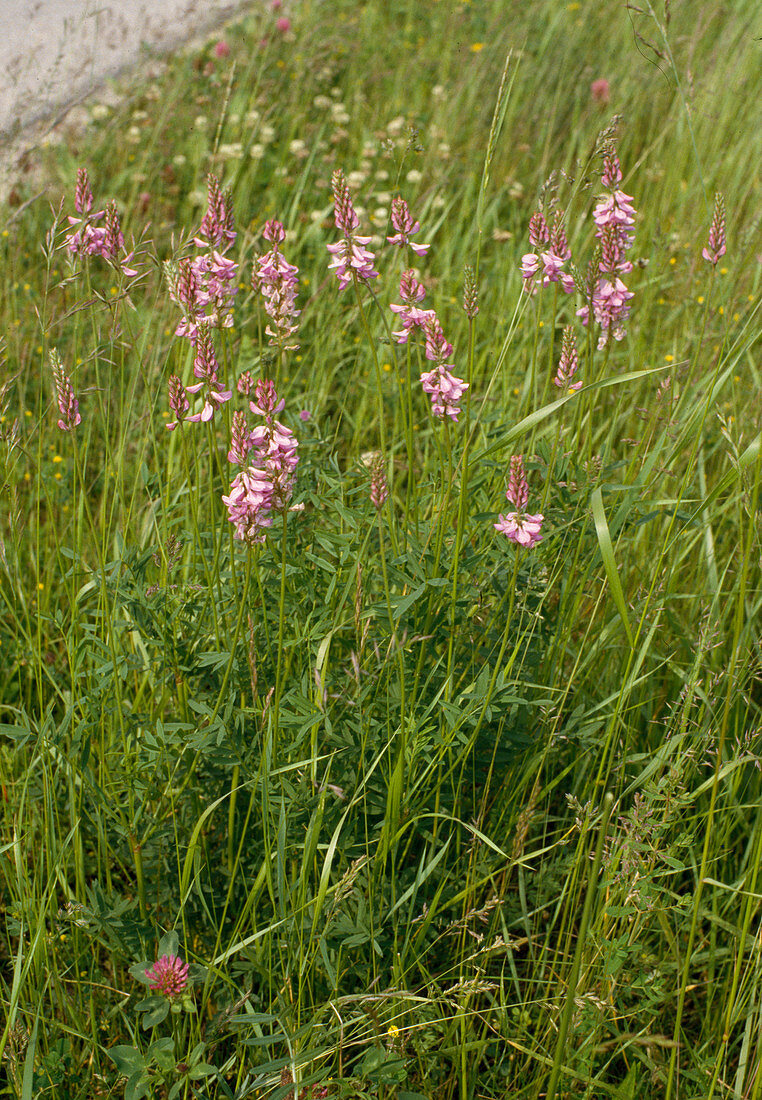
[276,16,291,33]
[554,325,582,393]
[50,349,81,431]
[145,954,189,999]
[214,40,230,58]
[591,78,610,105]
[702,193,726,265]
[166,374,190,430]
[495,456,544,549]
[299,409,311,421]
[387,196,430,256]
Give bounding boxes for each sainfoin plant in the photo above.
[1,3,761,1099]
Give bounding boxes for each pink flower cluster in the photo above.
[326,169,378,291]
[390,269,430,343]
[50,349,81,431]
[145,954,189,998]
[222,380,299,544]
[494,455,544,549]
[168,173,238,341]
[419,314,468,423]
[577,149,636,348]
[252,219,301,350]
[64,168,137,277]
[521,209,575,296]
[702,193,726,265]
[165,325,231,428]
[387,196,429,256]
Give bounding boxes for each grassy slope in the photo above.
[1,1,761,1097]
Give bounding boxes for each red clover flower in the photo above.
[494,455,544,548]
[145,954,189,999]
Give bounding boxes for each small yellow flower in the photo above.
[669,257,677,265]
[697,296,704,304]
[567,1,581,9]
[52,455,63,463]
[719,306,724,315]
[470,42,484,52]
[382,363,391,372]
[387,1024,400,1040]
[38,582,45,591]
[664,354,674,363]
[720,267,728,275]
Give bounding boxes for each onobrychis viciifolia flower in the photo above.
[222,379,299,544]
[576,146,636,348]
[494,455,544,548]
[386,196,430,256]
[183,323,232,423]
[50,349,81,431]
[389,268,430,343]
[553,325,582,393]
[64,168,137,276]
[702,193,726,266]
[419,313,468,423]
[521,208,575,296]
[167,173,238,341]
[326,168,378,290]
[252,219,301,350]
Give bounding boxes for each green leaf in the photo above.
[124,1070,151,1100]
[590,487,633,648]
[108,1045,146,1076]
[157,929,180,958]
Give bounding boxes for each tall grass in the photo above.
[1,1,761,1097]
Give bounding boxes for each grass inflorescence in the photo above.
[1,1,761,1097]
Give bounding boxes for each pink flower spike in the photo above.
[496,455,543,548]
[166,374,190,430]
[554,325,582,393]
[50,349,81,431]
[387,196,430,255]
[74,168,93,215]
[214,40,230,58]
[145,954,189,999]
[276,16,291,32]
[702,193,726,265]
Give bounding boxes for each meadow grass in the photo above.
[1,0,761,1097]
